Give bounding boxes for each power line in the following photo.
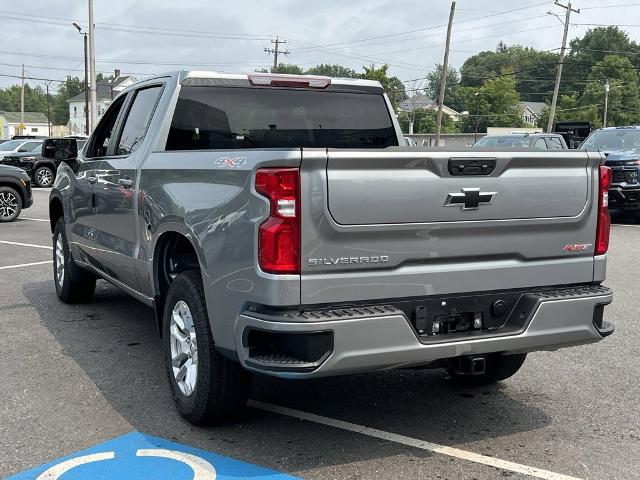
[0,11,271,41]
[288,1,549,51]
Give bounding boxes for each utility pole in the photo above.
[20,64,25,135]
[88,0,97,132]
[435,1,456,147]
[547,1,580,133]
[474,91,480,142]
[603,79,610,128]
[264,36,288,71]
[73,23,89,135]
[46,81,52,137]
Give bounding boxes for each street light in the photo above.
[72,22,89,136]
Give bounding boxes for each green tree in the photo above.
[580,55,640,127]
[460,45,558,102]
[565,27,640,93]
[398,109,457,134]
[271,64,304,74]
[424,64,461,108]
[362,64,407,109]
[305,64,359,78]
[536,93,601,129]
[51,77,84,125]
[458,73,524,133]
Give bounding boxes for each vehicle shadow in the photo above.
[26,279,552,473]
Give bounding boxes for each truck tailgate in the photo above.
[299,148,603,305]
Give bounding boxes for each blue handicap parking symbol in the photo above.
[8,432,299,480]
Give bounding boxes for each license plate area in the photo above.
[405,291,539,344]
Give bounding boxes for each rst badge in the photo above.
[214,156,247,168]
[563,243,592,252]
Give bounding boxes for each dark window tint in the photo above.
[116,86,162,155]
[86,95,126,158]
[166,86,398,150]
[546,137,564,150]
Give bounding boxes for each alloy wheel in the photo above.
[37,169,53,187]
[55,234,65,287]
[0,191,18,219]
[170,300,198,397]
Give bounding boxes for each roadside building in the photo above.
[0,111,49,139]
[519,101,546,126]
[68,70,136,135]
[398,94,462,121]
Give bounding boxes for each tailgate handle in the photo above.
[448,158,496,176]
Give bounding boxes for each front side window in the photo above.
[166,86,398,150]
[86,95,126,158]
[115,86,162,156]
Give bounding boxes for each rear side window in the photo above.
[166,86,398,150]
[546,137,564,150]
[116,86,162,156]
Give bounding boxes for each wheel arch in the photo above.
[152,228,205,337]
[49,196,64,233]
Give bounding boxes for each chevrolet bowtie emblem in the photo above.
[444,188,496,210]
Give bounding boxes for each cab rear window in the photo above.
[165,86,398,150]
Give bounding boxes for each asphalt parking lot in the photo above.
[1,189,639,480]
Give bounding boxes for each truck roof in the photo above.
[129,70,385,93]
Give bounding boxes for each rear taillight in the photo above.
[255,168,300,274]
[595,166,612,255]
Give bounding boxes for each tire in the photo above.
[0,186,22,222]
[447,353,527,387]
[163,270,251,425]
[53,218,96,303]
[34,165,55,188]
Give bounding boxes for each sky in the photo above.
[1,0,640,95]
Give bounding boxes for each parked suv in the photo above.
[48,72,614,425]
[0,164,32,222]
[0,139,43,162]
[580,126,640,219]
[3,139,86,187]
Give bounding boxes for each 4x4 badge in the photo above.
[444,188,496,210]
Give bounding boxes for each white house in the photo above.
[398,94,462,121]
[68,71,136,136]
[0,111,49,139]
[519,101,546,125]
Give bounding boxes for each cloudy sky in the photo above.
[1,0,640,93]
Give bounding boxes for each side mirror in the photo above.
[43,138,78,162]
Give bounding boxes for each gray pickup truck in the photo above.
[47,71,614,425]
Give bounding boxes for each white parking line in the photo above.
[21,217,49,222]
[249,401,583,480]
[0,260,52,270]
[612,224,640,229]
[0,240,52,250]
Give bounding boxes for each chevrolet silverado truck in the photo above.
[46,71,614,425]
[581,126,640,219]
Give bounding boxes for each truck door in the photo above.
[93,85,163,290]
[68,95,127,267]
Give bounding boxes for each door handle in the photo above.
[118,178,134,189]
